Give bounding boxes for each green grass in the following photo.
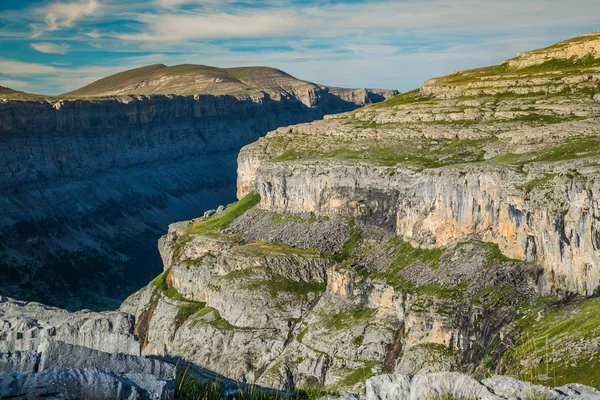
[471,283,522,307]
[175,372,336,400]
[501,296,600,388]
[186,192,261,236]
[386,238,445,271]
[152,269,169,290]
[490,137,600,166]
[270,213,320,224]
[517,174,558,194]
[272,137,488,170]
[245,272,326,300]
[415,283,466,302]
[332,218,361,263]
[337,361,381,387]
[369,88,433,109]
[319,308,378,331]
[479,242,519,265]
[240,242,320,257]
[193,307,254,331]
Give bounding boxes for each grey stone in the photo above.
[482,375,562,399]
[0,367,173,400]
[38,340,176,381]
[0,350,38,373]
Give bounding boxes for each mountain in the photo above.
[0,65,397,311]
[122,31,600,392]
[64,63,395,102]
[0,85,15,94]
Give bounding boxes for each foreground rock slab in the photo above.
[0,367,174,400]
[366,373,600,400]
[0,296,176,399]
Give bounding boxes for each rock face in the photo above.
[0,66,397,310]
[365,372,600,400]
[122,31,600,393]
[237,31,600,298]
[122,202,542,390]
[0,296,175,399]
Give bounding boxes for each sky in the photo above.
[0,0,599,95]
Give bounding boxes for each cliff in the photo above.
[0,68,397,310]
[122,31,600,393]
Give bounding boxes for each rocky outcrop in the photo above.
[121,202,542,390]
[0,367,173,400]
[365,372,600,400]
[237,30,600,298]
[0,69,396,310]
[0,296,175,399]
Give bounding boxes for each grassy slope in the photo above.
[501,296,600,388]
[64,64,307,97]
[64,64,168,97]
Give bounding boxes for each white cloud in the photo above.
[0,60,61,76]
[116,9,300,42]
[0,79,33,90]
[30,0,100,38]
[31,42,70,54]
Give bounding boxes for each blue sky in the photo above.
[1,0,599,95]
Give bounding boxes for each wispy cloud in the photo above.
[31,42,70,54]
[0,59,61,76]
[30,0,100,38]
[116,10,300,42]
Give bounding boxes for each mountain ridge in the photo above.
[63,63,396,99]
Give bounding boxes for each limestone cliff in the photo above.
[0,67,397,310]
[123,31,600,393]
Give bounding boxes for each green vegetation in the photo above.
[193,307,252,331]
[386,238,445,271]
[150,268,206,326]
[478,242,518,265]
[369,88,433,109]
[518,54,600,74]
[240,242,320,256]
[333,218,361,263]
[319,308,378,331]
[175,372,336,400]
[471,283,522,307]
[152,269,169,289]
[270,212,320,224]
[245,271,326,300]
[186,192,261,236]
[517,174,558,194]
[272,136,488,170]
[501,296,600,388]
[433,52,600,87]
[337,361,381,387]
[491,137,600,166]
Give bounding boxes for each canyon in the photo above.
[2,31,600,399]
[0,65,396,310]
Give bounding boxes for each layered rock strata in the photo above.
[0,296,175,399]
